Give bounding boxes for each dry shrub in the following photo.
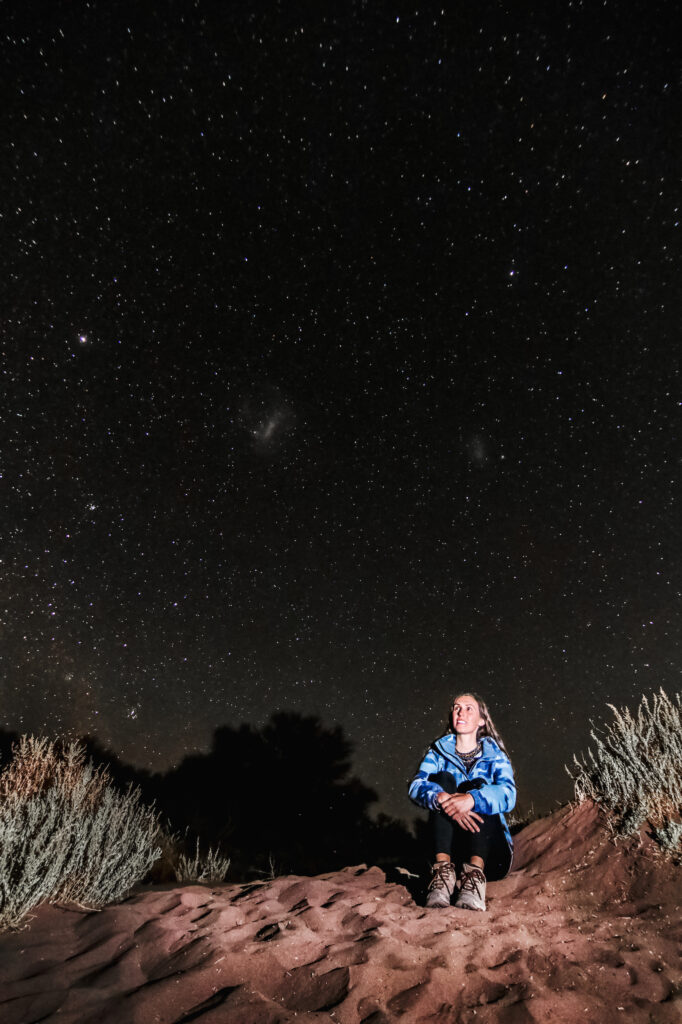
[568,689,682,853]
[175,837,231,884]
[0,736,161,929]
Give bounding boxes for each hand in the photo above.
[437,792,483,832]
[451,809,484,832]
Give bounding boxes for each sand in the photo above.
[0,801,680,1023]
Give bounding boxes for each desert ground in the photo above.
[0,800,680,1023]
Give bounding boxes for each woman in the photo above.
[408,693,516,912]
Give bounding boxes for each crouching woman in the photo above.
[408,693,516,912]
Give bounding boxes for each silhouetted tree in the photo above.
[158,712,387,877]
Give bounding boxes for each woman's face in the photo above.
[452,694,485,737]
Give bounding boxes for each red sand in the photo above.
[0,801,680,1023]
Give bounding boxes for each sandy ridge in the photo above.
[0,802,680,1023]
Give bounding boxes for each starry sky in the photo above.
[1,1,679,823]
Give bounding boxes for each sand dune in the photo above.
[0,801,680,1023]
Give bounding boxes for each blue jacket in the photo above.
[408,734,516,876]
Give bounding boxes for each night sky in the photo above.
[1,1,679,823]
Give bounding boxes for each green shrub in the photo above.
[0,736,162,929]
[568,689,682,852]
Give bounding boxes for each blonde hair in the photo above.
[447,692,510,759]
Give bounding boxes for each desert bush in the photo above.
[0,736,162,929]
[508,801,537,834]
[568,689,682,852]
[175,837,231,884]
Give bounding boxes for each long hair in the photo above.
[445,692,511,759]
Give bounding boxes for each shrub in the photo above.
[568,689,682,852]
[0,736,162,929]
[174,837,231,884]
[508,801,537,834]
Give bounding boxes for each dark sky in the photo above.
[1,1,679,823]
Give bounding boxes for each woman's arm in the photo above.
[469,758,516,815]
[408,747,447,811]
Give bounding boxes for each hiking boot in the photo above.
[454,863,486,911]
[425,861,457,908]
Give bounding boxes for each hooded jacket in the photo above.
[408,733,516,879]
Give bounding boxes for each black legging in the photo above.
[429,771,509,874]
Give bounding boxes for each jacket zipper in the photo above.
[433,739,492,776]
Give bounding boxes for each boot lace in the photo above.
[460,867,485,895]
[429,863,455,891]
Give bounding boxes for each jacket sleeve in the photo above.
[470,756,516,815]
[408,747,445,812]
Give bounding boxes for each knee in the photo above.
[428,771,457,793]
[457,778,485,794]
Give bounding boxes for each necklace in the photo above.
[457,742,482,765]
